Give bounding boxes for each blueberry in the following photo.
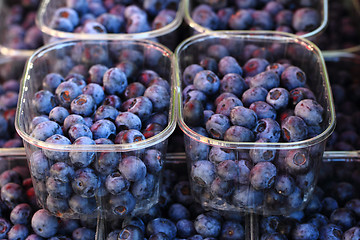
[106,230,120,240]
[118,156,146,182]
[87,64,107,85]
[243,58,269,78]
[90,119,116,140]
[194,213,221,238]
[33,90,57,115]
[330,208,356,231]
[102,95,122,110]
[266,63,286,77]
[219,220,245,240]
[46,176,72,199]
[0,217,11,238]
[105,172,130,195]
[55,81,82,108]
[193,70,220,96]
[220,73,247,97]
[254,118,281,142]
[183,64,204,86]
[294,99,324,125]
[281,116,308,142]
[200,57,218,73]
[289,87,316,106]
[50,17,74,32]
[147,218,177,239]
[210,176,233,198]
[96,13,124,33]
[68,123,93,142]
[224,125,254,142]
[217,160,239,181]
[152,9,176,29]
[281,66,306,90]
[275,9,293,26]
[249,138,276,163]
[68,195,96,215]
[172,181,194,206]
[252,10,274,30]
[7,224,29,240]
[69,137,96,168]
[274,174,295,196]
[343,226,360,240]
[261,233,287,240]
[143,149,163,174]
[292,8,320,32]
[207,44,229,61]
[118,225,144,239]
[29,151,49,180]
[176,219,196,238]
[144,85,170,112]
[121,96,153,121]
[168,203,190,222]
[242,87,268,107]
[0,169,22,188]
[208,147,235,164]
[42,73,65,93]
[266,87,289,110]
[25,234,45,240]
[31,209,59,238]
[81,20,107,34]
[250,161,277,190]
[183,99,204,127]
[228,9,253,30]
[102,68,128,95]
[286,186,303,209]
[10,203,32,225]
[72,168,99,198]
[30,121,63,141]
[235,0,257,9]
[82,83,105,106]
[216,97,243,117]
[218,56,243,77]
[115,129,145,145]
[43,134,71,161]
[29,116,50,132]
[46,195,70,214]
[250,101,277,120]
[290,223,320,240]
[191,5,219,30]
[138,70,159,87]
[230,106,257,129]
[54,7,79,26]
[126,13,151,33]
[109,191,136,216]
[49,106,69,125]
[191,161,216,187]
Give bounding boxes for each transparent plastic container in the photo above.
[175,31,336,216]
[0,57,27,155]
[15,39,177,219]
[184,0,328,40]
[0,0,41,57]
[36,0,184,50]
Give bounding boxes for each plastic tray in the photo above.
[175,31,336,215]
[36,0,184,50]
[15,38,177,219]
[184,0,328,40]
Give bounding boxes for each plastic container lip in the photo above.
[184,0,328,39]
[15,38,177,152]
[175,31,336,150]
[36,0,185,41]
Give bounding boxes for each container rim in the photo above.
[36,0,185,41]
[174,31,336,150]
[183,0,328,39]
[15,38,177,152]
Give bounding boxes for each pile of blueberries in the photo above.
[1,0,43,50]
[181,41,326,214]
[0,59,27,148]
[28,43,172,218]
[314,0,360,50]
[259,161,360,240]
[190,0,321,35]
[49,0,180,34]
[325,58,360,151]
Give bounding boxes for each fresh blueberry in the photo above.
[216,160,239,181]
[191,4,219,30]
[294,99,324,125]
[10,203,32,225]
[31,209,59,238]
[49,106,69,125]
[109,191,136,216]
[200,57,218,73]
[249,138,276,163]
[243,58,269,77]
[191,161,216,187]
[42,73,65,93]
[183,64,204,86]
[152,9,176,29]
[72,168,99,198]
[72,227,95,240]
[224,125,255,142]
[33,90,57,115]
[183,99,204,127]
[289,87,316,106]
[118,225,144,239]
[105,172,130,195]
[115,129,145,145]
[281,116,308,142]
[82,83,105,106]
[103,68,128,95]
[68,123,93,142]
[144,85,170,112]
[43,134,71,161]
[194,213,221,238]
[205,114,230,140]
[254,118,281,142]
[220,73,247,96]
[266,87,289,110]
[147,218,177,239]
[118,156,146,182]
[46,176,72,199]
[219,220,245,239]
[210,176,233,198]
[68,195,96,215]
[30,121,63,141]
[208,147,235,164]
[252,10,274,30]
[29,151,49,181]
[228,9,253,30]
[176,219,195,238]
[46,195,70,215]
[292,8,320,32]
[30,116,50,132]
[90,119,116,140]
[96,13,124,33]
[121,96,153,121]
[69,137,96,168]
[291,223,319,240]
[216,97,243,117]
[250,161,277,190]
[50,17,74,32]
[7,224,29,240]
[0,218,11,238]
[218,56,243,77]
[242,87,268,107]
[193,70,220,96]
[281,66,306,90]
[230,106,257,129]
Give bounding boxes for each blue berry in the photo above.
[103,68,128,95]
[252,10,274,30]
[88,64,108,85]
[31,121,63,141]
[143,149,163,174]
[72,168,99,198]
[82,83,105,106]
[183,99,204,127]
[281,116,308,142]
[46,195,70,214]
[250,162,277,190]
[228,10,253,30]
[210,177,233,198]
[69,137,96,168]
[109,191,136,216]
[121,96,153,121]
[208,147,235,164]
[43,134,71,161]
[218,56,243,77]
[220,220,245,240]
[194,213,221,238]
[176,219,195,238]
[7,224,29,240]
[147,218,177,239]
[216,160,239,181]
[90,119,116,140]
[0,217,11,238]
[183,64,204,86]
[205,114,230,139]
[191,5,219,30]
[193,70,220,96]
[266,87,289,110]
[216,97,243,117]
[70,94,96,117]
[42,73,64,93]
[97,13,124,33]
[29,151,49,180]
[118,156,146,182]
[68,123,92,142]
[115,129,145,144]
[250,101,277,120]
[291,223,319,240]
[243,58,269,77]
[118,225,144,239]
[10,203,32,225]
[54,7,79,26]
[294,99,324,125]
[230,106,257,129]
[72,227,95,240]
[191,161,216,187]
[105,172,130,195]
[254,118,281,142]
[31,209,59,238]
[220,73,247,96]
[224,125,254,142]
[292,8,320,32]
[33,90,57,115]
[69,195,96,215]
[46,177,72,199]
[55,81,82,108]
[289,87,316,106]
[242,87,268,107]
[281,66,306,90]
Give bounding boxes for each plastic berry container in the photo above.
[36,0,184,50]
[15,38,177,219]
[0,0,42,57]
[184,0,328,40]
[175,31,336,216]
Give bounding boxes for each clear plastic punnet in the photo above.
[175,31,336,216]
[15,39,177,219]
[36,0,184,50]
[184,0,328,40]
